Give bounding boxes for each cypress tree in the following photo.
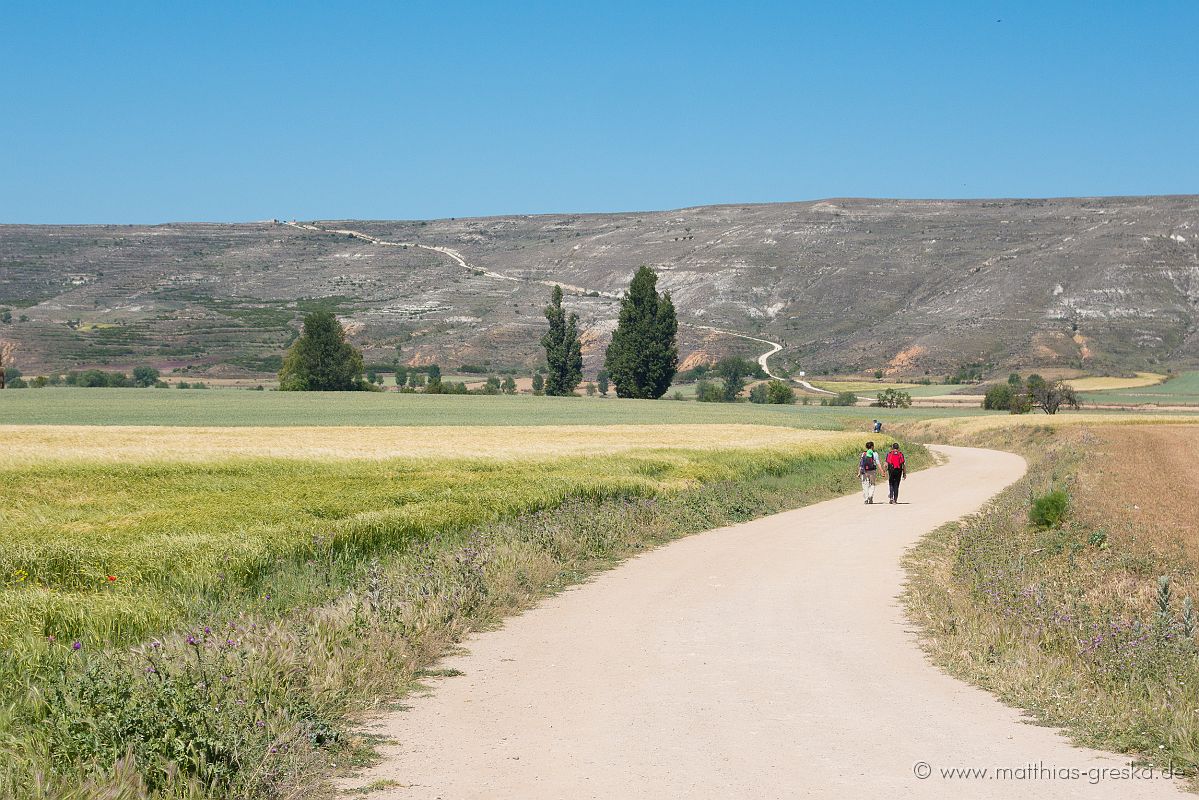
[604,266,678,399]
[541,285,583,396]
[278,310,366,391]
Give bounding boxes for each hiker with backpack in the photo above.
[858,441,882,504]
[885,442,906,504]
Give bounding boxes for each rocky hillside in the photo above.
[2,196,1197,378]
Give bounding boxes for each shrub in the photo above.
[982,383,1013,410]
[821,391,857,407]
[748,383,769,404]
[695,380,725,403]
[875,388,912,409]
[132,366,160,388]
[1029,488,1069,529]
[766,380,796,404]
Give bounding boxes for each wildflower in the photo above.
[151,640,161,649]
[47,635,55,643]
[269,746,278,754]
[256,720,265,728]
[71,641,82,651]
[106,575,117,582]
[187,635,198,646]
[204,626,211,635]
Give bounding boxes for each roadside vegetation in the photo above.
[903,420,1199,777]
[0,426,925,798]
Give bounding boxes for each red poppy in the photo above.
[107,575,117,582]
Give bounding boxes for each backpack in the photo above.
[860,451,877,472]
[887,450,905,470]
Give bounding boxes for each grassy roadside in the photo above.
[4,440,930,799]
[901,421,1199,781]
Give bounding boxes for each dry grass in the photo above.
[1075,425,1199,567]
[0,424,862,464]
[904,422,1199,776]
[1065,372,1166,392]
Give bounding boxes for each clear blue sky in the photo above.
[2,1,1196,223]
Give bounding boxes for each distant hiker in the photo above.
[885,442,906,504]
[858,441,882,504]
[872,419,883,433]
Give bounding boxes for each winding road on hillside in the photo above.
[283,221,816,385]
[342,446,1184,799]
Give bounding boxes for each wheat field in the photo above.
[0,424,863,464]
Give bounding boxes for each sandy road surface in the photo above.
[343,446,1185,798]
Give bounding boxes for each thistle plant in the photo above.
[1183,596,1195,640]
[1156,575,1173,632]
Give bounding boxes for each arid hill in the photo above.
[2,195,1197,378]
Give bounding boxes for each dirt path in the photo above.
[342,446,1184,798]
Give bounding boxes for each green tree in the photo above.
[982,384,1013,410]
[541,286,583,396]
[501,375,517,394]
[132,366,160,388]
[427,364,442,383]
[395,366,409,386]
[596,369,609,396]
[278,310,366,391]
[531,372,544,395]
[749,383,769,404]
[604,266,678,399]
[766,379,796,404]
[1029,378,1079,415]
[695,380,725,402]
[714,357,755,401]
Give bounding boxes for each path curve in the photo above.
[343,446,1183,799]
[280,221,791,379]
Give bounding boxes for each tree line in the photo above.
[277,265,683,399]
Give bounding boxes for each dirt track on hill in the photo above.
[343,446,1186,799]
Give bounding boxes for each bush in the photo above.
[766,380,796,404]
[1030,488,1069,529]
[821,391,857,407]
[875,388,912,409]
[982,383,1013,410]
[132,366,160,388]
[695,380,725,403]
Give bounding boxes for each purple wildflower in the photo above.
[71,641,82,651]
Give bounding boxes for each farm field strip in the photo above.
[0,431,866,652]
[0,424,861,464]
[0,387,1000,427]
[1064,372,1166,392]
